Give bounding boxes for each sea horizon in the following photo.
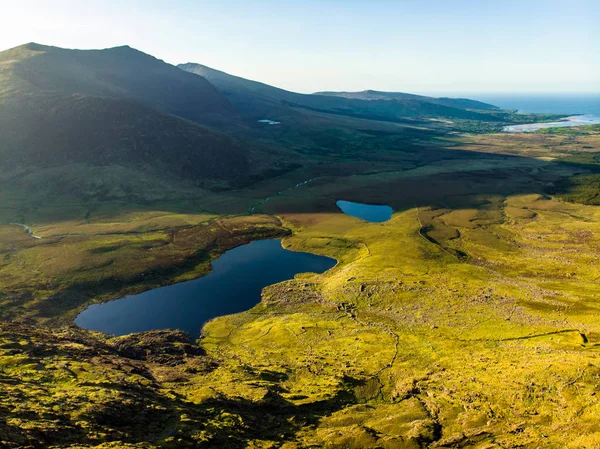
[438,92,600,116]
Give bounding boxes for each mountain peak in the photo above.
[103,44,142,53]
[0,42,236,122]
[23,42,45,50]
[5,42,147,56]
[5,42,55,54]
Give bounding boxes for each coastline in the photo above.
[503,114,600,133]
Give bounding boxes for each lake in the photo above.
[336,200,393,222]
[75,239,336,337]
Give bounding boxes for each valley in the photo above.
[1,42,600,449]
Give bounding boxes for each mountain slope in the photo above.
[177,62,308,119]
[0,44,287,191]
[1,94,254,180]
[314,89,499,111]
[178,63,503,123]
[0,43,235,123]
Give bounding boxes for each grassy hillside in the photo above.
[0,44,294,190]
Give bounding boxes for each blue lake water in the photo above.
[75,239,336,337]
[336,200,393,222]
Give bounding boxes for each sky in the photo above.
[1,0,598,94]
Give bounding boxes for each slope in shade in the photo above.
[179,62,502,122]
[1,43,235,122]
[0,43,285,188]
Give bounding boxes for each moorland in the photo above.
[1,43,600,448]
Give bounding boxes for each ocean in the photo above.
[465,93,600,116]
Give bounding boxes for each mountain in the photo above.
[177,62,315,119]
[0,43,235,122]
[178,63,504,123]
[0,44,286,191]
[314,89,499,111]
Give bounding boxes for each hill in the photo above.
[178,63,507,123]
[314,89,499,111]
[0,43,235,122]
[0,44,288,191]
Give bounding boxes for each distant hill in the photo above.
[314,90,499,111]
[0,43,286,191]
[179,63,503,123]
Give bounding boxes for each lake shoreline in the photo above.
[75,236,338,338]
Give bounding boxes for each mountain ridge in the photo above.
[1,42,236,123]
[314,89,499,111]
[179,62,504,123]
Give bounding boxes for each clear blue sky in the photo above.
[2,0,598,94]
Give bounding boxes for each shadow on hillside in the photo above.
[4,143,598,225]
[179,389,356,448]
[257,155,599,216]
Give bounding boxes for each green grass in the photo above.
[0,213,288,324]
[537,124,600,135]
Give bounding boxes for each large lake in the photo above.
[75,239,336,337]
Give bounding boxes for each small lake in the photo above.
[75,239,336,337]
[503,114,600,133]
[336,200,393,223]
